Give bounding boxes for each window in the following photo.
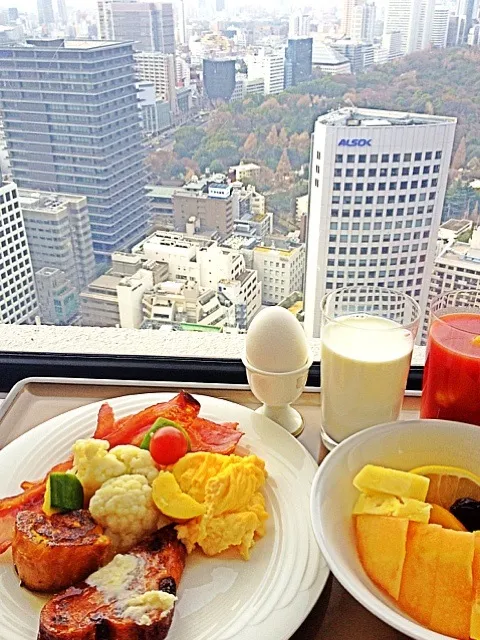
[381,154,389,162]
[415,152,422,161]
[335,154,343,162]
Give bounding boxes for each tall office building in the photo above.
[457,0,478,42]
[383,0,435,54]
[431,6,450,47]
[381,31,403,60]
[111,2,175,53]
[245,51,285,95]
[19,190,96,291]
[0,39,149,263]
[304,108,456,339]
[0,180,38,324]
[447,14,462,46]
[176,0,186,45]
[203,58,237,102]
[37,0,54,26]
[341,0,359,37]
[57,0,68,24]
[289,10,311,37]
[285,38,313,86]
[331,40,374,73]
[351,2,376,42]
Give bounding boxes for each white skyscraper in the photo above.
[351,2,376,42]
[431,6,450,47]
[0,180,38,324]
[304,108,457,339]
[384,0,435,54]
[341,0,358,37]
[245,51,285,95]
[289,10,311,37]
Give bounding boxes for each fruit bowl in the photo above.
[310,419,480,640]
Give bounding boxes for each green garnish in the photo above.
[48,473,84,511]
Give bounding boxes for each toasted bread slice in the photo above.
[38,525,186,640]
[13,509,112,593]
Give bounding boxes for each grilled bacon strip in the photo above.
[38,526,186,640]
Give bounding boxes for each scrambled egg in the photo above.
[168,452,268,560]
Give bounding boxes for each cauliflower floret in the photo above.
[72,439,158,500]
[72,439,125,500]
[109,445,159,485]
[89,474,164,553]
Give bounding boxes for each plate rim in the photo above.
[0,391,330,640]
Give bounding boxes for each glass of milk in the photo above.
[320,286,421,450]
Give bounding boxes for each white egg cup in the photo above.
[242,350,313,437]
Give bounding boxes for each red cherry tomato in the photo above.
[149,426,188,466]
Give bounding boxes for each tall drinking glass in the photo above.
[421,290,480,425]
[320,286,421,450]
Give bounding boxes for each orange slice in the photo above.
[410,465,480,509]
[429,504,467,531]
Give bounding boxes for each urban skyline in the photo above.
[0,0,478,336]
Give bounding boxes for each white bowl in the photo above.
[310,419,480,640]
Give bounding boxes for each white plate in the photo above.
[0,393,329,640]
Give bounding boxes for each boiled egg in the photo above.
[245,307,310,373]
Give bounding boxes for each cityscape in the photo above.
[0,0,480,342]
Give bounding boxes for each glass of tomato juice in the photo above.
[421,290,480,425]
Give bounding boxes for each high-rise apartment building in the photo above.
[135,52,177,110]
[97,0,117,40]
[19,190,96,291]
[111,3,175,53]
[383,0,435,54]
[0,180,38,324]
[285,38,313,86]
[37,0,54,27]
[0,39,149,263]
[351,2,376,42]
[304,108,456,339]
[431,6,450,47]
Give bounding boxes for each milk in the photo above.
[321,315,414,444]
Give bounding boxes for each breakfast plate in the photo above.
[0,392,328,640]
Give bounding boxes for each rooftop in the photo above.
[146,185,177,199]
[437,243,480,268]
[14,38,131,51]
[440,219,471,232]
[18,189,85,212]
[317,107,457,127]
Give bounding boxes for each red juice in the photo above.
[421,313,480,424]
